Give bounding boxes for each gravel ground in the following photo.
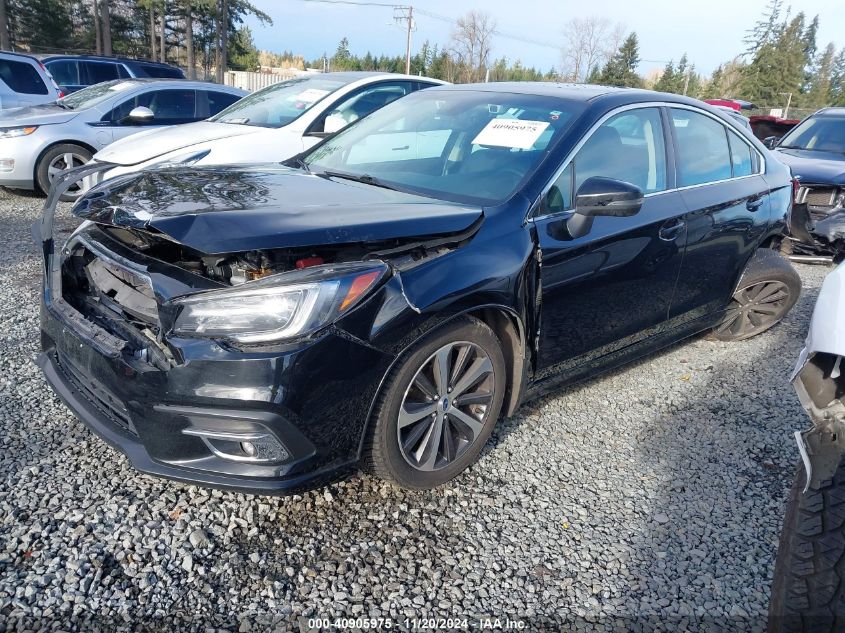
[0,187,831,632]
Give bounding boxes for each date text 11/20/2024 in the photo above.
[304,617,527,630]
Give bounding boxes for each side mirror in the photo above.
[763,136,779,150]
[574,177,643,218]
[126,106,154,123]
[323,111,347,134]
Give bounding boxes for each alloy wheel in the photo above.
[397,341,495,472]
[714,280,791,339]
[47,152,88,195]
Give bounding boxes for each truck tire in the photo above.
[769,460,845,632]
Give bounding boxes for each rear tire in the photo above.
[35,143,92,202]
[769,460,845,632]
[364,316,506,489]
[710,249,801,341]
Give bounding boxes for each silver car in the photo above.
[0,78,246,199]
[0,51,62,110]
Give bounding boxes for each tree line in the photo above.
[1,0,843,110]
[0,0,270,80]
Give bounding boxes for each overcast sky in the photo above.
[246,0,845,77]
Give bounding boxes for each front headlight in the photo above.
[0,126,38,139]
[171,262,387,343]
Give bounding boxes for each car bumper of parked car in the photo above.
[38,255,395,495]
[0,134,40,189]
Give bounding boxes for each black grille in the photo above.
[55,353,138,438]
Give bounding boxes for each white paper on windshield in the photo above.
[291,88,330,103]
[472,119,550,150]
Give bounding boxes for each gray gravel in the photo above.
[0,186,830,631]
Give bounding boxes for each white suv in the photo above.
[0,52,62,110]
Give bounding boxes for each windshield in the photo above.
[58,80,138,110]
[779,115,845,153]
[305,89,584,205]
[209,76,350,128]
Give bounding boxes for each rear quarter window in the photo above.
[0,59,48,95]
[206,90,242,115]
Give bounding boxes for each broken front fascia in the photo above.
[792,262,845,491]
[37,162,126,357]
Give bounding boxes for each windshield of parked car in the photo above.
[779,115,845,153]
[58,80,137,110]
[305,89,585,205]
[209,76,349,128]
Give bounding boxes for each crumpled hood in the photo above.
[0,103,78,126]
[774,148,845,185]
[94,121,263,166]
[792,261,845,378]
[72,164,483,254]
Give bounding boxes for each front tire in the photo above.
[769,460,845,632]
[35,143,92,202]
[365,316,506,489]
[711,249,801,341]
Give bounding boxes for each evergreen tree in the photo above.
[830,49,845,106]
[598,32,642,88]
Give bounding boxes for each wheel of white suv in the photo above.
[365,316,506,489]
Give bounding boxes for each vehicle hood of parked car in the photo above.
[72,165,483,254]
[775,148,845,185]
[0,103,79,126]
[94,121,264,166]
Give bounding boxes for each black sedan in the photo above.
[766,107,845,260]
[38,83,800,493]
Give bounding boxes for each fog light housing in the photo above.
[182,428,290,463]
[0,158,14,172]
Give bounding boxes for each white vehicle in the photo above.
[770,258,845,630]
[85,71,445,189]
[0,52,62,110]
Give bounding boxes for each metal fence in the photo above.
[223,69,318,92]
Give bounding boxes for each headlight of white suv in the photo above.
[171,262,387,343]
[0,126,38,139]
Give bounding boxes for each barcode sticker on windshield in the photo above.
[472,119,550,149]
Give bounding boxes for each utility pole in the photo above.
[394,6,414,75]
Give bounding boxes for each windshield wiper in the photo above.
[53,101,72,110]
[292,156,311,174]
[319,170,399,191]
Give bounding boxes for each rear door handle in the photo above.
[747,196,764,212]
[658,219,686,241]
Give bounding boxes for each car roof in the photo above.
[37,54,179,68]
[79,78,244,91]
[426,81,711,106]
[0,51,41,63]
[816,107,845,117]
[305,71,445,84]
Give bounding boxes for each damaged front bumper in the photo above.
[791,263,845,491]
[35,164,397,494]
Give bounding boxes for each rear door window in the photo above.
[727,129,754,177]
[84,61,121,85]
[0,59,48,94]
[45,60,80,86]
[670,108,733,186]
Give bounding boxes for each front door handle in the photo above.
[746,196,764,212]
[658,219,686,241]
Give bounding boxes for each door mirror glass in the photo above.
[763,135,779,149]
[574,176,643,217]
[127,106,154,122]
